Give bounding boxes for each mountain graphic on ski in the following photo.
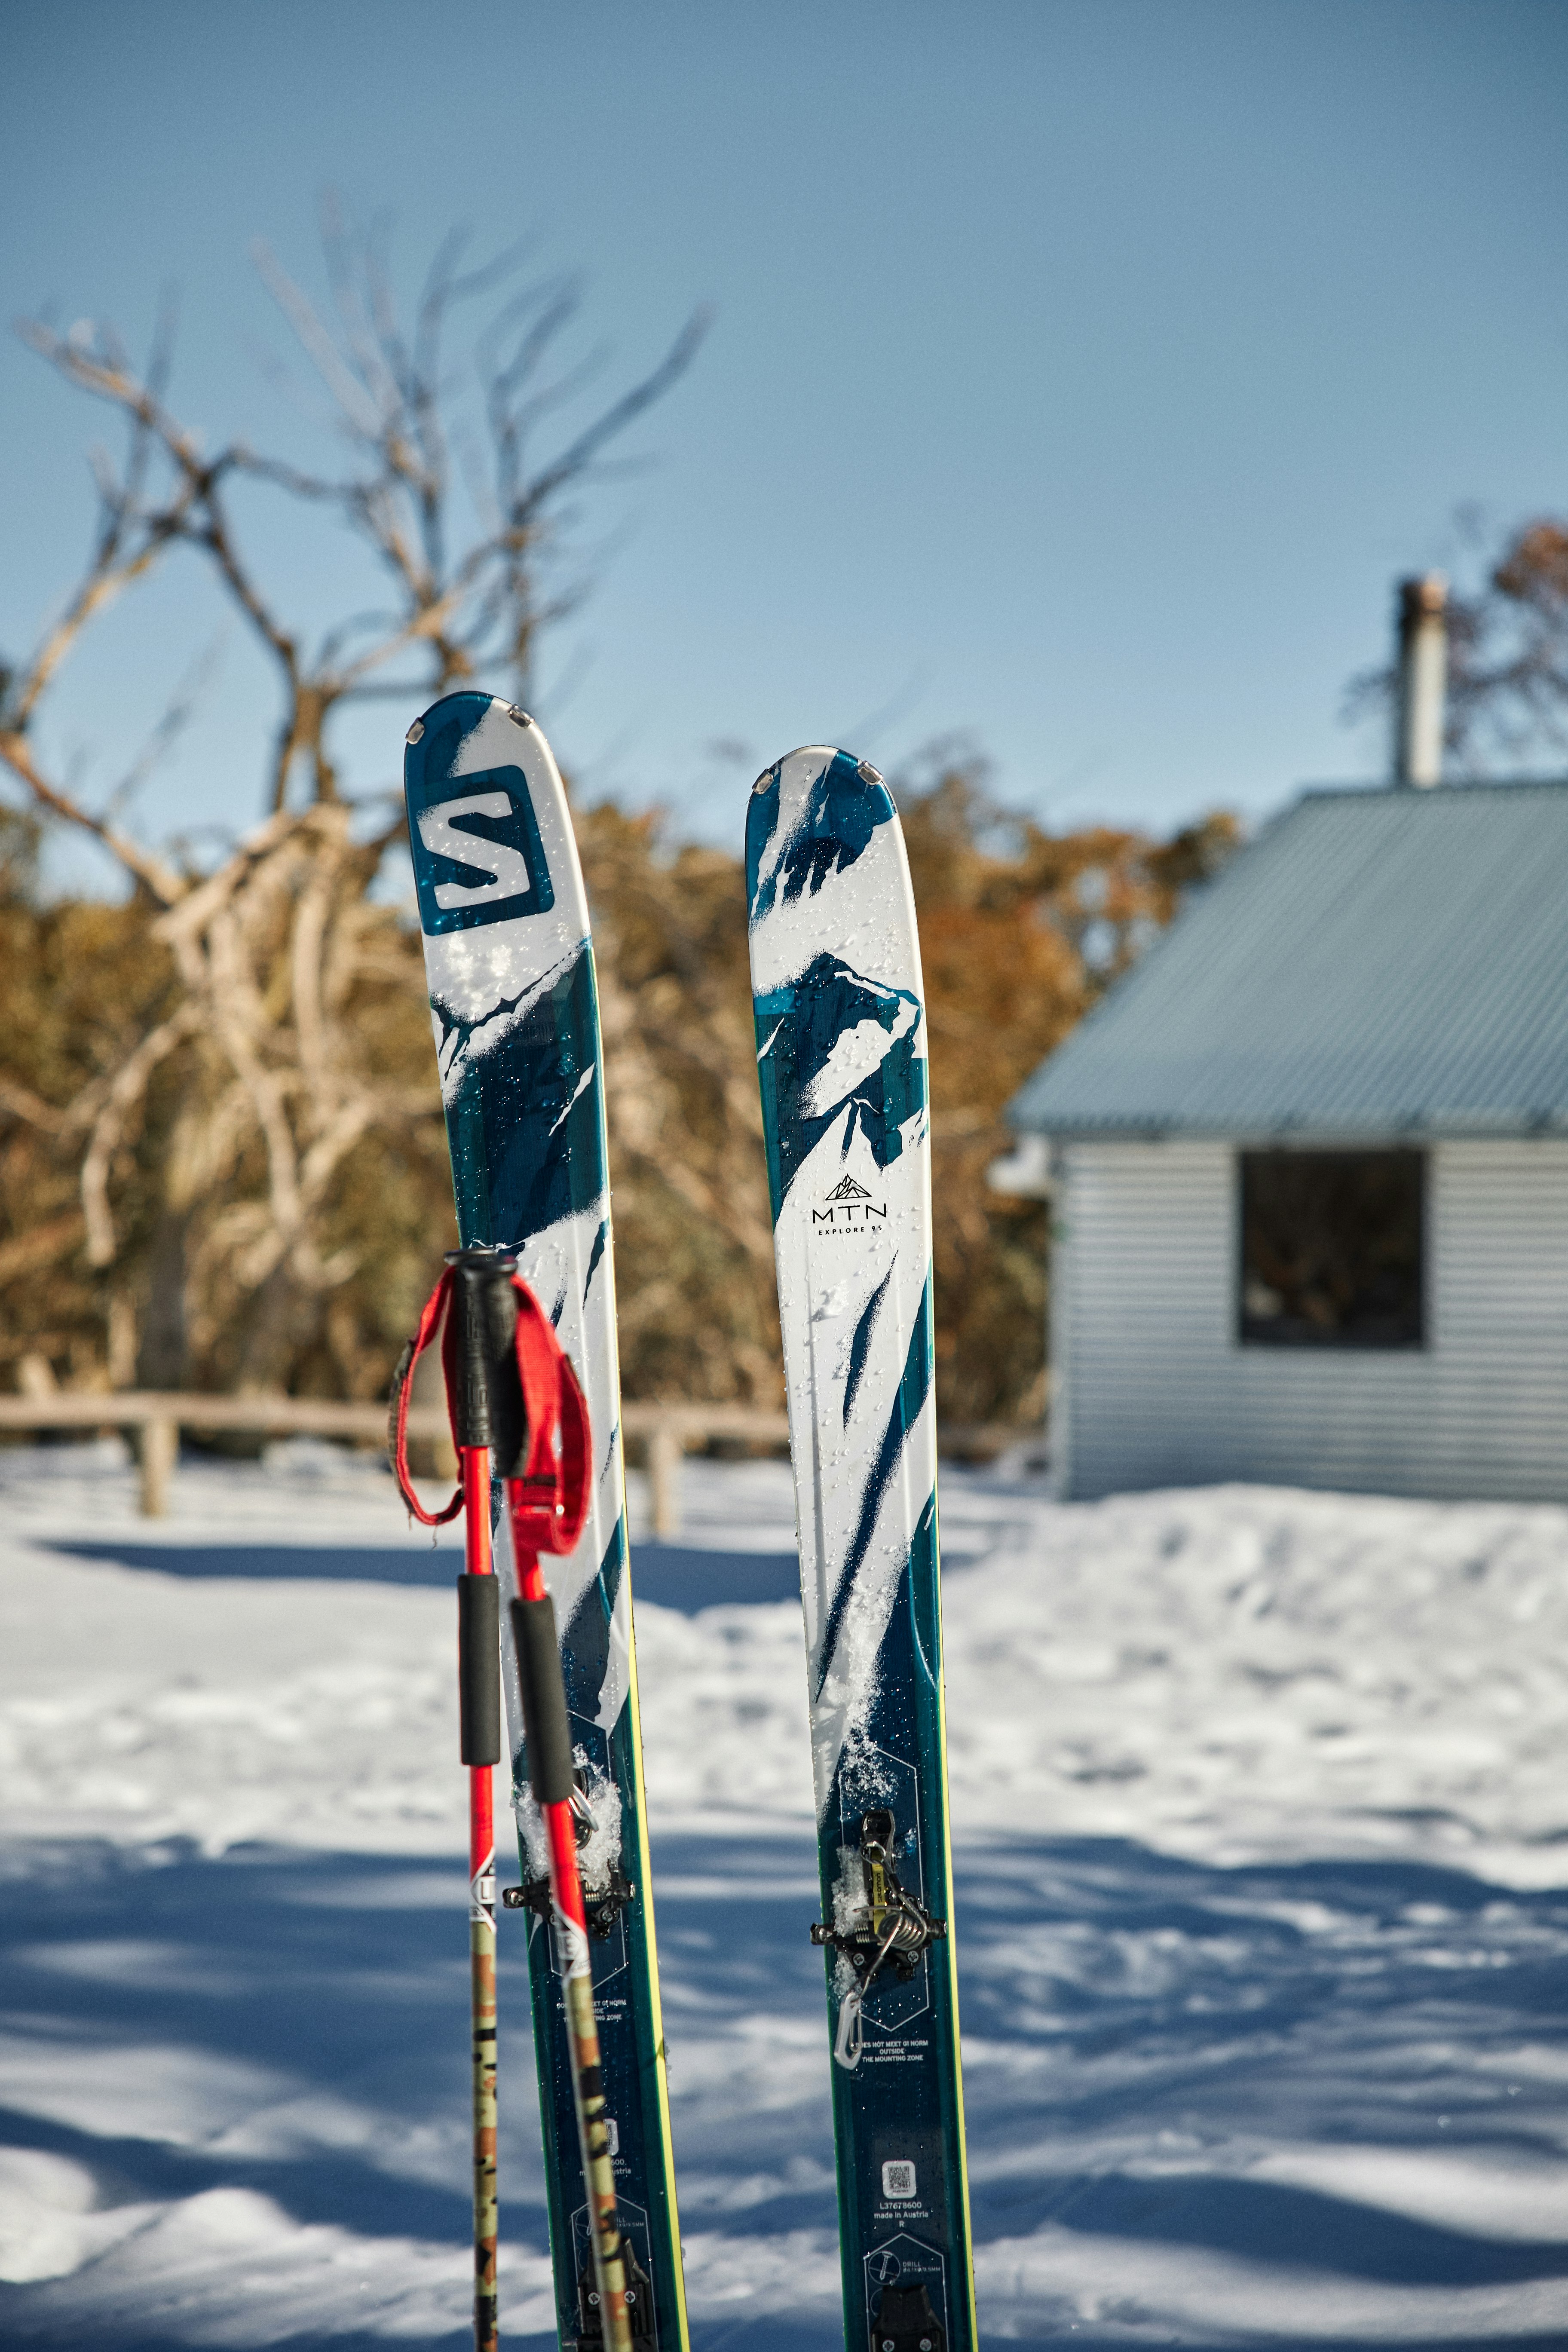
[747,747,977,2352]
[404,692,687,2350]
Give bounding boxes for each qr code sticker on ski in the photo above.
[882,2159,917,2200]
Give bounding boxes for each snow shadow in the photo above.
[0,1833,836,2349]
[4,1833,1568,2346]
[0,1844,527,2236]
[628,1544,802,1614]
[0,1841,548,2348]
[40,1540,801,1608]
[43,1539,465,1586]
[649,1830,1568,2347]
[950,1835,1568,2345]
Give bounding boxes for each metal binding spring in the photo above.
[833,1890,932,2070]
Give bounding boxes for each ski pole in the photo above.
[391,1251,630,2352]
[445,1248,525,2352]
[511,1565,631,2352]
[500,1276,632,2352]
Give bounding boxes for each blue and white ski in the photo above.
[746,748,976,2352]
[404,692,686,2351]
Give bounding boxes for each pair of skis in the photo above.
[402,695,976,2352]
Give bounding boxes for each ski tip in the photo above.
[404,689,497,747]
[744,749,903,930]
[750,746,888,797]
[402,692,543,760]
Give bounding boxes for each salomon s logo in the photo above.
[407,767,555,935]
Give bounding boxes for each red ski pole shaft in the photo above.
[447,1253,515,2352]
[510,1546,632,2352]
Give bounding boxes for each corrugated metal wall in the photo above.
[1054,1139,1568,1502]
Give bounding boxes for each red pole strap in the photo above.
[388,1264,591,1553]
[505,1279,592,1574]
[388,1265,464,1526]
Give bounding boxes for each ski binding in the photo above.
[572,2234,656,2349]
[503,1769,637,1937]
[811,1809,947,1984]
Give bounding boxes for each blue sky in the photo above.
[3,0,1566,883]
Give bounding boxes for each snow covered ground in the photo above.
[3,1437,1568,2346]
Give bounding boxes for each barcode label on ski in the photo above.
[882,2160,917,2200]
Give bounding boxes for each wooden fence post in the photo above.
[647,1421,682,1540]
[139,1418,177,1518]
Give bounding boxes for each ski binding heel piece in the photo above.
[503,1765,635,1936]
[503,1865,636,1940]
[573,2235,655,2349]
[870,2279,946,2352]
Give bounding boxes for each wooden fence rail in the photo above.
[0,1391,1042,1534]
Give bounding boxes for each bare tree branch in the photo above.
[6,214,705,1392]
[0,727,185,903]
[80,1004,203,1264]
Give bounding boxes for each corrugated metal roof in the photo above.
[1009,780,1568,1139]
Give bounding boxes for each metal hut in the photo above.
[1000,580,1568,1503]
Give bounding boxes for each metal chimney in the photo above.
[1393,573,1447,787]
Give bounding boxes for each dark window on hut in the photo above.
[1238,1150,1425,1348]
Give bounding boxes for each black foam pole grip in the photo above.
[479,1275,527,1480]
[444,1251,527,1471]
[511,1594,574,1804]
[446,1262,493,1451]
[457,1574,502,1765]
